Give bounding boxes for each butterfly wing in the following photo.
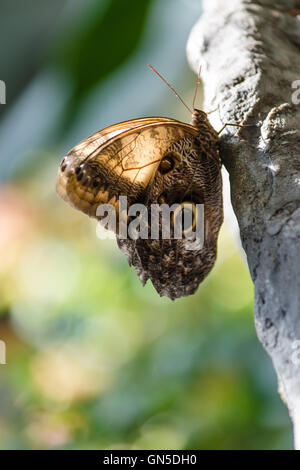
[117,128,223,300]
[56,117,198,217]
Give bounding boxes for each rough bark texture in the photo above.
[187,0,300,448]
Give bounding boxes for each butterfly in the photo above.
[56,65,223,300]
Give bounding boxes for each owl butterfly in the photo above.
[56,65,223,300]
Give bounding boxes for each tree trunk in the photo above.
[187,0,300,448]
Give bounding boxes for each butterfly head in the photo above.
[191,108,211,128]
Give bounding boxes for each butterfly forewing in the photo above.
[57,118,198,213]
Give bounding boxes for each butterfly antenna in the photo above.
[148,64,192,115]
[192,64,202,111]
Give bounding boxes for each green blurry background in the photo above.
[0,0,292,449]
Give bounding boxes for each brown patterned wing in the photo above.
[117,125,223,300]
[56,118,198,217]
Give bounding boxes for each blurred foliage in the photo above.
[55,0,153,99]
[0,0,292,450]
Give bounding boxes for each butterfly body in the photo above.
[57,109,223,299]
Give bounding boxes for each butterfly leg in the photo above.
[217,123,246,135]
[206,103,220,115]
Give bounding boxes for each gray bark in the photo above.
[187,0,300,448]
